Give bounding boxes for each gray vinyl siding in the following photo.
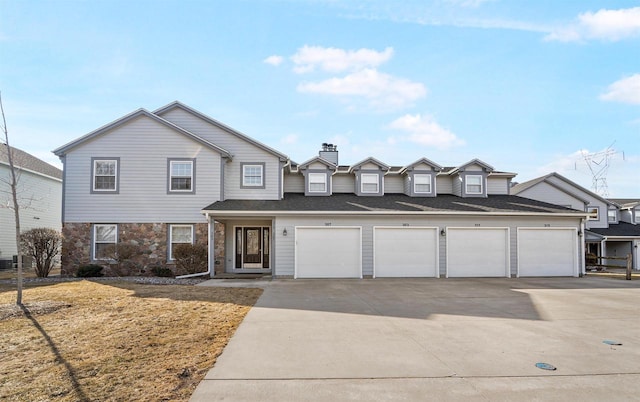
[452,175,462,196]
[158,108,281,200]
[544,176,609,229]
[487,177,510,195]
[516,182,584,211]
[436,176,453,194]
[273,215,581,278]
[384,175,404,194]
[0,166,62,257]
[63,115,220,223]
[283,172,305,193]
[332,174,355,193]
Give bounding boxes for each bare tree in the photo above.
[0,91,23,305]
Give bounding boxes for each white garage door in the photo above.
[518,228,577,277]
[295,227,361,278]
[374,227,439,277]
[447,228,510,277]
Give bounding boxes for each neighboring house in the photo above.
[54,102,588,278]
[512,173,640,270]
[0,144,63,264]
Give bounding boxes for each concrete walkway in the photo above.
[191,278,640,401]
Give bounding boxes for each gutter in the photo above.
[201,210,589,218]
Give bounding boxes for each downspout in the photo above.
[580,219,586,277]
[175,212,213,279]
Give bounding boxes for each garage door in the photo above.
[374,227,439,277]
[518,228,577,277]
[447,228,510,277]
[295,227,361,278]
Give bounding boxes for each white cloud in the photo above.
[445,0,496,8]
[280,134,298,145]
[291,45,393,74]
[600,74,640,105]
[545,7,640,42]
[297,68,426,110]
[387,114,465,149]
[263,55,284,66]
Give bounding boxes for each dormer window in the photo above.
[607,210,617,223]
[308,173,327,193]
[414,174,432,194]
[466,175,483,194]
[361,173,379,193]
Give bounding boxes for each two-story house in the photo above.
[1,144,62,267]
[54,102,588,278]
[512,173,640,270]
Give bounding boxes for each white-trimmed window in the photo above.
[635,210,640,223]
[92,159,118,192]
[93,224,117,260]
[169,225,194,260]
[466,175,483,194]
[308,173,327,192]
[242,164,264,188]
[414,174,432,194]
[169,160,194,192]
[587,207,599,221]
[608,209,617,223]
[361,173,379,193]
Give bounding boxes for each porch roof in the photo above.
[588,222,640,238]
[203,193,585,216]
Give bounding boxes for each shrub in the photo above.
[101,242,141,276]
[20,228,62,278]
[151,266,175,278]
[76,264,104,278]
[173,243,208,275]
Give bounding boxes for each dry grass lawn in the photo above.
[0,280,262,401]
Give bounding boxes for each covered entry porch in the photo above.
[204,212,274,277]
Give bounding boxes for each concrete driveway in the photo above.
[191,278,640,401]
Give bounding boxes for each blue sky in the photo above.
[1,0,638,196]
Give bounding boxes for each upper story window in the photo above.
[92,158,119,193]
[93,224,117,260]
[241,163,265,189]
[169,159,194,193]
[587,207,599,221]
[608,210,617,223]
[635,210,640,223]
[308,173,327,193]
[414,174,432,194]
[465,175,483,194]
[169,224,194,261]
[361,173,379,193]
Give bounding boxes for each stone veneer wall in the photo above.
[61,222,225,276]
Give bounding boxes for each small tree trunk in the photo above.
[1,92,22,305]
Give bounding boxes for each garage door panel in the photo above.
[518,229,576,277]
[295,227,361,278]
[447,228,509,277]
[374,227,438,278]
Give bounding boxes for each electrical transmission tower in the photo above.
[579,144,620,197]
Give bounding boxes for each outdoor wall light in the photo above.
[283,228,288,236]
[440,229,446,236]
[578,230,583,237]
